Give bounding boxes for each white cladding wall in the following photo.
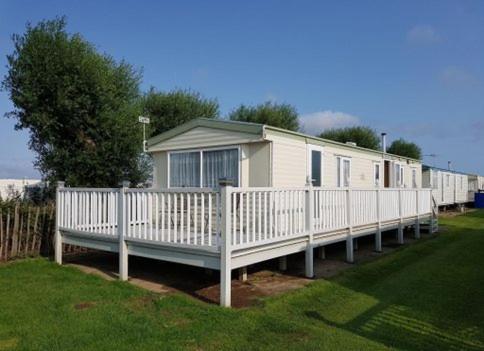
[266,131,421,188]
[479,176,484,191]
[150,126,423,190]
[425,169,469,205]
[267,133,307,187]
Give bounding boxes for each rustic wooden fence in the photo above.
[0,202,85,261]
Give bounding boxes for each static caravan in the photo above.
[479,176,484,191]
[468,174,479,202]
[422,166,469,206]
[147,118,422,190]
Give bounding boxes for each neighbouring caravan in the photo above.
[147,119,423,190]
[479,176,484,191]
[468,174,479,202]
[422,165,469,206]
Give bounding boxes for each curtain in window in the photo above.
[170,152,200,187]
[203,149,239,188]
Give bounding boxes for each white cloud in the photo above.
[299,110,361,135]
[407,25,440,44]
[440,66,478,87]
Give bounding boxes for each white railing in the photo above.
[58,188,119,236]
[313,189,348,231]
[230,188,307,248]
[58,185,432,251]
[124,189,220,247]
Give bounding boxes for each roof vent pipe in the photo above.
[381,133,387,153]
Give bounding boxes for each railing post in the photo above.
[415,190,421,239]
[219,179,233,307]
[305,184,314,278]
[118,181,129,281]
[397,188,404,244]
[346,189,354,263]
[375,188,382,252]
[55,181,65,265]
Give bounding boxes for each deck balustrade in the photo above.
[56,183,434,307]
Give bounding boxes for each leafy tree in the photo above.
[387,138,422,160]
[319,126,381,150]
[2,17,149,187]
[143,88,219,136]
[228,102,299,131]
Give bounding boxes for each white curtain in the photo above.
[203,149,239,188]
[170,152,200,187]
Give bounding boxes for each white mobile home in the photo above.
[422,166,469,206]
[54,118,436,307]
[147,118,422,191]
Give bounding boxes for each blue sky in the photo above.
[1,0,484,178]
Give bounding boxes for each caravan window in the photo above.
[412,169,417,188]
[307,145,323,186]
[337,157,351,187]
[169,152,201,187]
[311,150,322,186]
[394,164,404,187]
[374,163,381,187]
[169,148,239,188]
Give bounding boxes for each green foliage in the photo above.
[2,17,149,187]
[319,126,381,150]
[143,88,219,136]
[387,138,422,160]
[228,101,300,131]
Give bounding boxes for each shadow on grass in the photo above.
[304,303,484,351]
[297,215,484,351]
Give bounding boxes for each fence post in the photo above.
[397,188,404,244]
[305,184,314,278]
[415,190,421,239]
[55,181,65,264]
[375,188,382,252]
[219,179,233,307]
[118,181,129,281]
[346,189,354,263]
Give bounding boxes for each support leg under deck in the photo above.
[414,218,421,239]
[305,246,314,278]
[278,256,287,271]
[55,231,62,265]
[238,267,248,282]
[397,223,404,245]
[375,229,382,252]
[346,236,354,263]
[119,239,128,281]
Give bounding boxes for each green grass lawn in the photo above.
[1,211,483,351]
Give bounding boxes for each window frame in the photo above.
[307,145,324,187]
[167,145,241,188]
[411,168,417,188]
[337,156,352,188]
[374,162,381,188]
